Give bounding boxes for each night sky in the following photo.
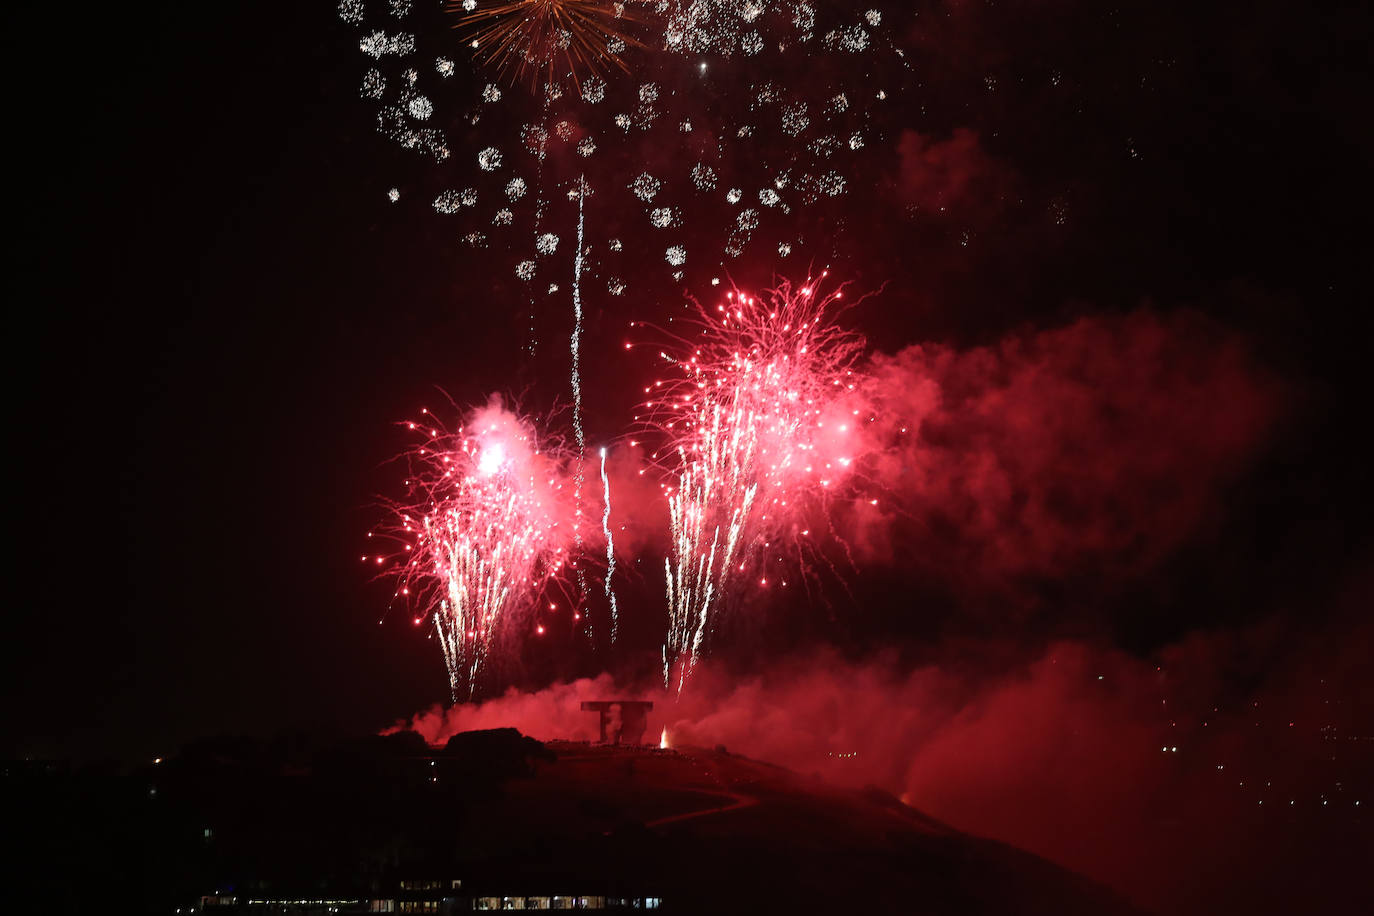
[8,1,1373,910]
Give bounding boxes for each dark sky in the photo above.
[8,0,1372,772]
[9,2,1374,911]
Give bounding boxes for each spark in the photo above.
[650,276,866,691]
[379,403,576,699]
[448,0,643,92]
[350,0,908,280]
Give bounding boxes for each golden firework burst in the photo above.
[449,0,644,91]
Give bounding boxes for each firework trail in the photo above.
[570,175,591,637]
[648,276,867,690]
[600,446,620,642]
[373,402,576,699]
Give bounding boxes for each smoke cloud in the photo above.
[896,127,1016,223]
[840,309,1281,603]
[387,307,1321,914]
[388,594,1370,915]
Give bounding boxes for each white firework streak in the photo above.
[426,494,523,700]
[525,105,551,355]
[570,174,590,636]
[599,447,620,642]
[663,398,762,692]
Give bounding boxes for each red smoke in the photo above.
[896,127,1016,220]
[606,307,1280,602]
[848,309,1280,596]
[387,600,1370,915]
[385,306,1322,913]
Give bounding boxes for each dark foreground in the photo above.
[8,729,1137,914]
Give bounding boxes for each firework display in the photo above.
[342,0,908,311]
[370,404,578,698]
[346,1,901,693]
[644,277,868,689]
[449,0,645,92]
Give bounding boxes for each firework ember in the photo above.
[648,277,868,691]
[449,0,643,91]
[375,401,577,699]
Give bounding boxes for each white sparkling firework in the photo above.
[433,190,464,213]
[582,76,607,103]
[361,69,385,99]
[691,162,718,190]
[359,31,415,58]
[408,96,434,119]
[349,0,908,284]
[630,172,661,201]
[338,0,364,25]
[478,147,502,170]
